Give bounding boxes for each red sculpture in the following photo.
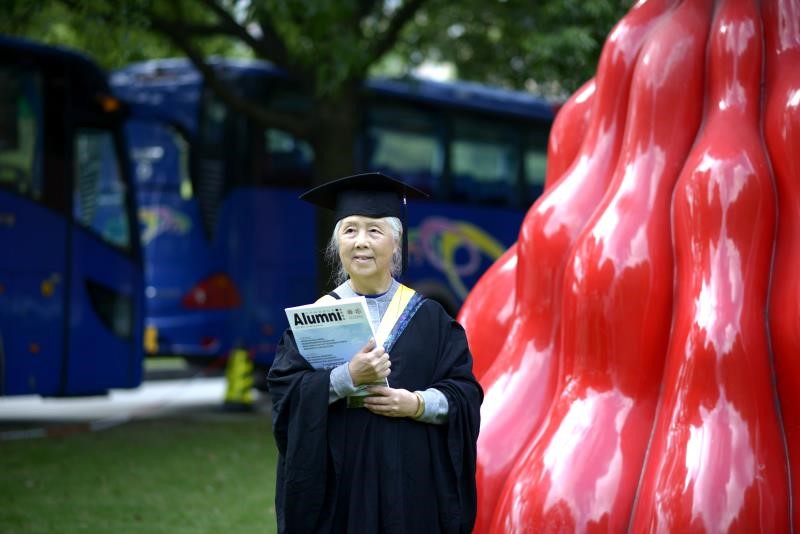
[468,1,676,530]
[460,0,798,530]
[544,78,596,192]
[764,0,800,529]
[459,243,518,380]
[459,78,595,381]
[629,0,788,529]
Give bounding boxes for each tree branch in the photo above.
[364,0,429,69]
[356,0,381,22]
[195,0,289,66]
[148,15,312,139]
[251,12,299,70]
[171,21,237,37]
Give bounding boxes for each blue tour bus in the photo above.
[111,58,555,368]
[0,36,144,396]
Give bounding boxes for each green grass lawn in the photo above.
[0,411,277,533]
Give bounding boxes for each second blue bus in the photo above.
[111,58,556,368]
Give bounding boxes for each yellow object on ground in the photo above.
[224,348,254,410]
[143,326,159,354]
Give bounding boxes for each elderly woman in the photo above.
[267,172,483,534]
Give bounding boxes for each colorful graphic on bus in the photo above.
[411,216,507,301]
[139,206,192,245]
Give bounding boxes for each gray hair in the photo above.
[325,216,403,286]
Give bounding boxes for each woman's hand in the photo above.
[363,386,420,418]
[347,338,391,386]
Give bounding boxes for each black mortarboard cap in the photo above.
[299,172,428,275]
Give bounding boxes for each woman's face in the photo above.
[338,215,397,288]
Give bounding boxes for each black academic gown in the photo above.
[268,299,483,534]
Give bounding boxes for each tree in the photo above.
[398,0,632,97]
[1,0,628,286]
[107,0,434,184]
[1,0,630,183]
[0,0,244,68]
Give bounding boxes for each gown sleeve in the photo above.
[423,303,484,532]
[267,330,333,533]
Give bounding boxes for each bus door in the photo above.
[126,116,233,358]
[67,124,143,395]
[0,65,70,396]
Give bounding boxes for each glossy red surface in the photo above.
[764,0,800,529]
[460,78,598,377]
[544,78,596,191]
[490,0,712,530]
[472,1,677,531]
[459,80,597,380]
[458,243,518,380]
[630,0,790,530]
[468,0,800,530]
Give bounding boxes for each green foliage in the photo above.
[2,0,630,95]
[0,0,247,69]
[0,0,631,182]
[395,0,632,97]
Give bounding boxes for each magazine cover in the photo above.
[285,296,376,370]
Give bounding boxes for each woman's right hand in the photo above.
[348,338,391,386]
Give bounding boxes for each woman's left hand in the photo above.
[362,386,419,418]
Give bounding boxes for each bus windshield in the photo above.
[0,36,143,397]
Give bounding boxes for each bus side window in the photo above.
[131,125,192,199]
[194,92,228,240]
[364,105,442,196]
[450,118,518,207]
[0,68,43,199]
[252,86,315,188]
[255,128,314,187]
[524,127,550,203]
[525,149,548,201]
[73,129,132,251]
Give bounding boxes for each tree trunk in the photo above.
[310,83,361,292]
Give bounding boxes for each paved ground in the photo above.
[0,376,270,440]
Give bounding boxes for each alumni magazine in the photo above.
[284,296,377,370]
